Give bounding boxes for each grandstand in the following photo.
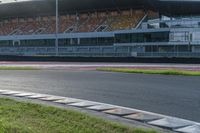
[0,10,145,35]
[0,0,200,58]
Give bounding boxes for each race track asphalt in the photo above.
[0,70,200,122]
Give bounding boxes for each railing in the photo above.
[137,52,200,58]
[0,46,131,57]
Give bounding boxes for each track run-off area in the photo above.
[0,62,200,123]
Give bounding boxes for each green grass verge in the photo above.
[0,66,38,70]
[97,68,200,76]
[0,98,158,133]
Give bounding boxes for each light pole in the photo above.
[55,0,59,56]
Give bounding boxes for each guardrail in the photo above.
[0,46,200,58]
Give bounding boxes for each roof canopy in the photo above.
[0,0,200,18]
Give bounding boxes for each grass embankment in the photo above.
[0,98,157,133]
[0,66,38,70]
[97,68,200,76]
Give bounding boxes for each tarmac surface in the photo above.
[0,66,199,122]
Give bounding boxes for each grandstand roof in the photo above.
[0,0,200,18]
